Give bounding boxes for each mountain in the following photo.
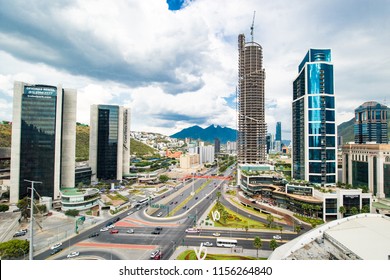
[170,124,237,143]
[337,117,355,144]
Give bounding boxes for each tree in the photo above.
[65,209,79,217]
[17,197,30,220]
[314,205,322,218]
[301,203,308,216]
[253,236,262,258]
[159,175,169,183]
[339,205,346,217]
[270,239,279,251]
[266,214,274,228]
[0,239,29,259]
[294,225,301,234]
[361,204,370,213]
[0,204,9,212]
[216,191,221,202]
[278,225,283,238]
[350,206,359,216]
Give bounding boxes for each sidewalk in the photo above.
[170,245,272,260]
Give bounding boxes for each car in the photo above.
[88,232,99,238]
[114,217,120,222]
[127,211,132,215]
[195,197,198,200]
[107,224,115,229]
[157,212,163,217]
[50,242,62,250]
[105,222,113,227]
[50,247,63,255]
[202,242,213,247]
[212,232,220,237]
[151,230,160,235]
[100,227,109,232]
[153,252,162,260]
[13,231,26,237]
[185,228,200,233]
[174,201,178,204]
[110,229,119,234]
[155,227,163,231]
[67,251,79,258]
[273,235,282,240]
[126,229,134,234]
[169,201,173,205]
[150,249,160,259]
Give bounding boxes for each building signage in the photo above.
[344,195,359,199]
[24,86,57,99]
[123,109,129,150]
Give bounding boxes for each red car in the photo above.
[110,229,119,234]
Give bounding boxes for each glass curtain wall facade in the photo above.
[354,101,389,144]
[97,106,119,180]
[292,49,337,185]
[19,86,57,198]
[237,34,267,164]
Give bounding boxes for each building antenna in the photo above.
[250,11,256,42]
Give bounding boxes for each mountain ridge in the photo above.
[170,124,237,143]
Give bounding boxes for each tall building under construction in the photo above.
[237,33,267,164]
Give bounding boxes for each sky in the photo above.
[0,0,389,139]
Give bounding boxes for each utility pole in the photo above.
[24,179,42,260]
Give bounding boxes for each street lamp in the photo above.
[24,179,42,260]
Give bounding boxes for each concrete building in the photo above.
[179,153,200,169]
[214,138,221,154]
[10,82,76,203]
[199,145,215,164]
[341,143,390,199]
[354,101,389,144]
[226,141,237,155]
[237,33,267,164]
[292,49,337,186]
[89,105,130,182]
[269,214,390,260]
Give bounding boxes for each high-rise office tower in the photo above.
[292,49,337,185]
[10,82,77,203]
[354,101,389,144]
[89,105,130,182]
[214,138,221,154]
[237,34,266,164]
[275,122,282,141]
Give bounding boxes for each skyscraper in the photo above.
[237,34,266,164]
[292,49,337,185]
[275,122,282,141]
[10,82,77,203]
[89,105,130,182]
[214,138,221,154]
[354,101,389,144]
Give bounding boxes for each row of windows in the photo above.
[309,136,336,147]
[308,96,335,109]
[309,122,335,134]
[309,149,336,160]
[309,110,335,122]
[309,175,336,184]
[309,162,336,173]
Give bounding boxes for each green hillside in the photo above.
[0,122,157,159]
[337,117,354,144]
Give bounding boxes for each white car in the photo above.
[50,242,62,250]
[107,224,115,229]
[126,229,134,234]
[202,242,213,247]
[273,235,281,240]
[157,212,163,217]
[212,232,221,237]
[100,227,109,232]
[150,249,160,259]
[67,251,80,258]
[185,228,200,233]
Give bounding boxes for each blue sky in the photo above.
[1,0,389,139]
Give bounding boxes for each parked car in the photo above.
[110,229,119,234]
[126,229,134,234]
[100,227,109,232]
[155,227,163,231]
[212,232,220,237]
[185,228,200,233]
[150,249,160,259]
[67,251,79,258]
[88,232,99,238]
[202,242,213,247]
[114,217,120,222]
[50,243,62,250]
[273,235,281,240]
[13,231,26,237]
[157,212,163,217]
[151,230,160,235]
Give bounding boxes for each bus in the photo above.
[216,238,237,248]
[135,198,149,207]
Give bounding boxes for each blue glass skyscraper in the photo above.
[292,49,337,185]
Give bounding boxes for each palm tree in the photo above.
[266,214,274,228]
[270,239,278,251]
[301,203,308,216]
[307,204,314,217]
[314,205,322,218]
[253,236,262,258]
[339,205,346,218]
[216,191,221,202]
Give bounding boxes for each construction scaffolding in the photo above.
[237,34,267,164]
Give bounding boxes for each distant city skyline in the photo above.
[1,0,389,138]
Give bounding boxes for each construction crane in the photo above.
[250,11,256,42]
